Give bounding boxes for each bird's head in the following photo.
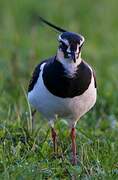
[57,32,85,63]
[38,16,85,64]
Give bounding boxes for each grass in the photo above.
[0,0,118,179]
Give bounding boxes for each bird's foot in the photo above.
[72,156,77,166]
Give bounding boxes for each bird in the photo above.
[28,16,97,165]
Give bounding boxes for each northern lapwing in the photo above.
[28,17,97,165]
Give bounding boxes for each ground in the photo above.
[0,0,118,179]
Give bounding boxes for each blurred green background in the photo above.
[0,0,118,179]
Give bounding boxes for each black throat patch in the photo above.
[43,58,92,98]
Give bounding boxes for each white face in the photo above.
[57,33,85,63]
[58,39,81,62]
[66,44,80,57]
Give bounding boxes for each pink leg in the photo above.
[51,128,57,153]
[31,109,36,129]
[71,127,77,165]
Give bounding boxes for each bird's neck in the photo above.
[56,50,82,77]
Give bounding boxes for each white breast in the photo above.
[28,63,97,124]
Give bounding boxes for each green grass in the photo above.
[0,0,118,179]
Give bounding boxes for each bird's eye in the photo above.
[59,41,68,51]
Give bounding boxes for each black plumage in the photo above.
[43,57,93,98]
[28,57,97,98]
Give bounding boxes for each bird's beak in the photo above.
[71,51,76,63]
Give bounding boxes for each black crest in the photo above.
[37,16,67,33]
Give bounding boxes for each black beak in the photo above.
[71,52,76,63]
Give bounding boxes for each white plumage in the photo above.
[28,62,96,127]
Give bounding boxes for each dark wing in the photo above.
[93,70,97,88]
[28,60,46,92]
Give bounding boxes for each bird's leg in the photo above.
[51,127,57,153]
[71,127,77,165]
[31,109,36,130]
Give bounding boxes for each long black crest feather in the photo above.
[37,16,67,33]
